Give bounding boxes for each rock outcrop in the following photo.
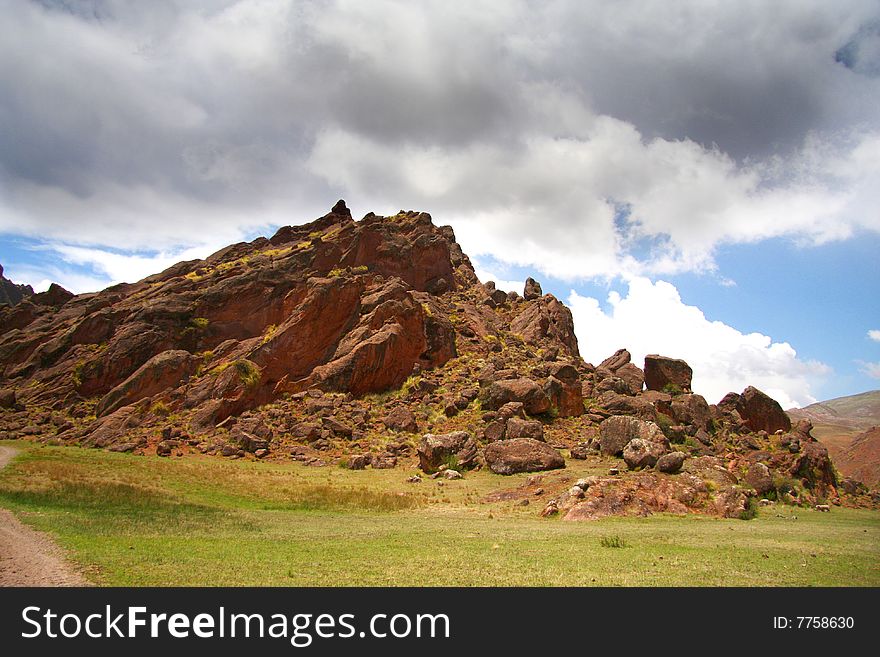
[0,201,868,519]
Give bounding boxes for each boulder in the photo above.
[599,415,666,456]
[598,348,631,372]
[483,438,565,475]
[417,431,479,473]
[543,375,583,417]
[382,406,419,433]
[623,438,667,470]
[505,417,545,441]
[0,388,15,409]
[745,462,773,495]
[523,277,543,301]
[644,355,693,393]
[656,451,687,474]
[615,363,644,394]
[480,378,551,415]
[670,393,712,431]
[738,386,792,434]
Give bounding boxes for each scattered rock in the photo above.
[656,451,687,474]
[417,431,478,473]
[382,407,419,433]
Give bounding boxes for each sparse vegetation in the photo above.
[234,359,261,388]
[189,317,209,330]
[149,401,171,417]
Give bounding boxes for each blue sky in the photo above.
[2,1,879,408]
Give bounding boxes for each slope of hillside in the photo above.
[835,427,880,487]
[0,202,876,520]
[789,391,880,434]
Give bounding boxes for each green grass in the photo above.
[1,441,878,586]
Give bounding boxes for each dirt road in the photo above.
[0,446,91,586]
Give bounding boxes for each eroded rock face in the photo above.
[483,438,565,475]
[510,295,579,357]
[97,350,198,417]
[644,355,693,393]
[417,431,478,473]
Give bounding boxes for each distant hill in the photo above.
[834,427,880,487]
[789,390,880,485]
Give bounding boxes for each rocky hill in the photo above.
[833,427,880,488]
[0,265,34,307]
[0,202,875,519]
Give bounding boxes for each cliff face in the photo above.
[0,202,872,517]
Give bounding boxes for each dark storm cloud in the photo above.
[0,0,878,273]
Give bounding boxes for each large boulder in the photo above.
[599,415,666,456]
[483,438,565,475]
[543,375,583,417]
[623,438,667,470]
[480,378,551,415]
[523,277,543,301]
[505,416,545,441]
[670,393,712,431]
[644,355,693,393]
[738,386,791,434]
[615,363,645,394]
[745,462,773,495]
[417,431,478,473]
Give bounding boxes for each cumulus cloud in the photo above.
[567,278,830,408]
[868,329,880,342]
[860,362,880,379]
[1,0,879,285]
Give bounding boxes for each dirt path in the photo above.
[0,446,91,586]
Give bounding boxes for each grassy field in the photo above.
[1,440,878,586]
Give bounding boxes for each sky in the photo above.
[1,0,879,408]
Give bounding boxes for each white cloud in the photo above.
[567,277,830,409]
[868,329,880,342]
[860,361,880,379]
[1,0,878,282]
